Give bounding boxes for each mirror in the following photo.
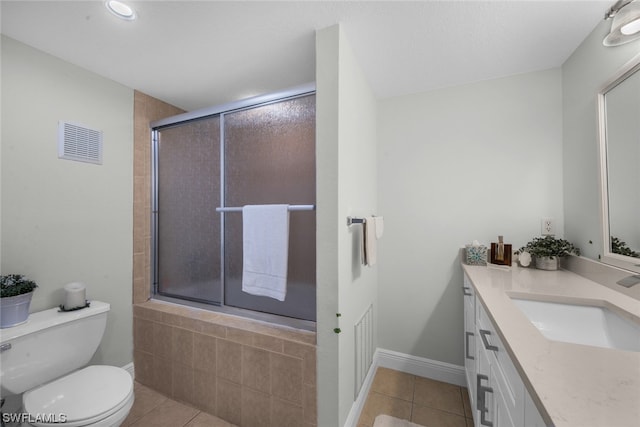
[598,54,640,273]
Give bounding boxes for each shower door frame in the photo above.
[150,83,316,331]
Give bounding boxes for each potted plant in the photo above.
[517,236,580,270]
[1,274,38,328]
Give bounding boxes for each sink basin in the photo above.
[510,298,640,352]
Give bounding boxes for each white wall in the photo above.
[316,24,379,426]
[1,36,134,367]
[562,20,640,261]
[377,69,564,365]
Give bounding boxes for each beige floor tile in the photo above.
[411,404,467,427]
[121,382,168,427]
[129,398,199,427]
[461,387,473,418]
[358,391,412,426]
[131,367,476,427]
[185,412,238,427]
[413,376,464,416]
[370,367,415,401]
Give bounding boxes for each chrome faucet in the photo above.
[617,275,640,288]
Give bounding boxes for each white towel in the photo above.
[242,204,290,301]
[363,216,377,266]
[362,216,384,266]
[374,216,384,239]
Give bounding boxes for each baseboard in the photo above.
[375,348,465,387]
[122,362,135,379]
[343,348,465,427]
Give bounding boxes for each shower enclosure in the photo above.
[151,87,316,323]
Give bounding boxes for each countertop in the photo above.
[462,263,640,427]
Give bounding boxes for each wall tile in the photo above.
[216,339,242,384]
[241,387,271,427]
[253,334,284,353]
[227,327,254,345]
[272,396,303,427]
[193,369,217,415]
[216,379,242,426]
[152,322,173,360]
[242,346,271,394]
[152,356,173,397]
[172,327,194,367]
[193,333,217,374]
[303,382,317,424]
[133,350,153,387]
[195,318,227,338]
[271,353,303,404]
[172,363,195,405]
[134,317,154,354]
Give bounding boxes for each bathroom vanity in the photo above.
[462,263,640,427]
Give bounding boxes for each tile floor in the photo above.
[357,367,474,427]
[123,367,472,427]
[121,382,237,427]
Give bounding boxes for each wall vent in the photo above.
[58,121,103,165]
[354,304,374,398]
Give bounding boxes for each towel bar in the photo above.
[216,204,315,213]
[347,216,366,226]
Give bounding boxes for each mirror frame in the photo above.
[597,53,640,274]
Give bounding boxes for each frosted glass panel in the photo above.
[157,117,221,303]
[224,95,316,320]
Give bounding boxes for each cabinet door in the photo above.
[477,300,525,425]
[476,341,495,427]
[493,363,518,427]
[463,275,477,417]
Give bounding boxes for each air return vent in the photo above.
[58,121,103,165]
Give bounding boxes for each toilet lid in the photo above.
[24,365,133,426]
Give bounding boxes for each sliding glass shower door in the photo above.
[155,117,222,304]
[224,95,316,320]
[153,92,316,322]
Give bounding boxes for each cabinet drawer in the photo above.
[477,301,524,425]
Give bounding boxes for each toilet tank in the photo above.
[0,301,109,396]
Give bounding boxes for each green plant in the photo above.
[0,274,38,298]
[611,236,640,258]
[517,236,580,259]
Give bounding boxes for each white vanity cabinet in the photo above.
[464,273,544,427]
[463,275,477,422]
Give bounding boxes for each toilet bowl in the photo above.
[23,366,134,427]
[0,301,134,427]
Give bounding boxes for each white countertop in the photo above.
[462,263,640,427]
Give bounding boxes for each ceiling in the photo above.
[1,1,612,111]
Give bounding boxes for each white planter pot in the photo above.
[1,291,34,328]
[534,256,560,271]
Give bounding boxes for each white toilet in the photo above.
[0,301,134,426]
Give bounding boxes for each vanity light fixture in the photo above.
[604,0,640,46]
[105,0,136,21]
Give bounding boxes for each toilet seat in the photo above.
[23,365,133,427]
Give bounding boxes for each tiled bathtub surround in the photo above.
[132,90,184,305]
[133,300,317,427]
[133,92,317,426]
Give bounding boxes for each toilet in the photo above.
[0,301,134,426]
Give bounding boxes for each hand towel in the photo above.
[363,216,377,266]
[374,216,384,239]
[242,204,290,301]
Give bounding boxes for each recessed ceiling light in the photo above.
[105,0,136,21]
